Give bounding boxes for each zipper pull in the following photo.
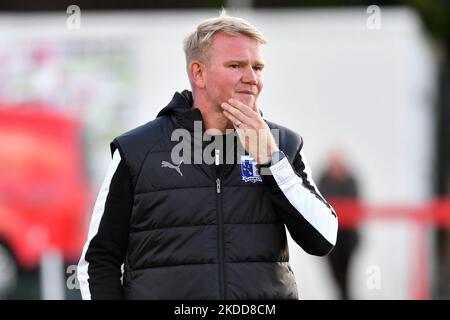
[216,178,221,194]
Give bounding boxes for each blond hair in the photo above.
[183,9,267,65]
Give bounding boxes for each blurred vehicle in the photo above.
[0,105,90,297]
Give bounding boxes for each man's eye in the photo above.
[229,64,240,69]
[253,66,263,72]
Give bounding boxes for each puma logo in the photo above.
[161,159,184,176]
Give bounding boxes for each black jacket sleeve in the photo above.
[78,151,132,299]
[261,142,338,256]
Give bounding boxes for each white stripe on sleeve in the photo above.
[269,154,338,246]
[77,150,122,300]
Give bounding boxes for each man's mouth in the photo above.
[236,91,256,95]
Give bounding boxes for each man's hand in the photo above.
[221,98,279,164]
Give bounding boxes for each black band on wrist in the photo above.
[259,150,285,168]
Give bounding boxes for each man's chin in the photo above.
[233,94,256,111]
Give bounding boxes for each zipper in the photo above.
[215,175,226,299]
[216,178,221,194]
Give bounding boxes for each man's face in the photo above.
[203,32,264,111]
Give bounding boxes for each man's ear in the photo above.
[189,60,206,89]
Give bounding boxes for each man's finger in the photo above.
[223,110,244,129]
[221,103,251,123]
[254,103,260,114]
[228,98,254,117]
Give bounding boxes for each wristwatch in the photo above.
[259,150,286,168]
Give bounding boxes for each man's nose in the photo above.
[242,66,258,85]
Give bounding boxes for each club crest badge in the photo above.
[240,155,263,183]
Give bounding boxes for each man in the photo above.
[78,11,338,300]
[318,151,361,299]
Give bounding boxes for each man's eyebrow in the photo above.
[226,60,265,66]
